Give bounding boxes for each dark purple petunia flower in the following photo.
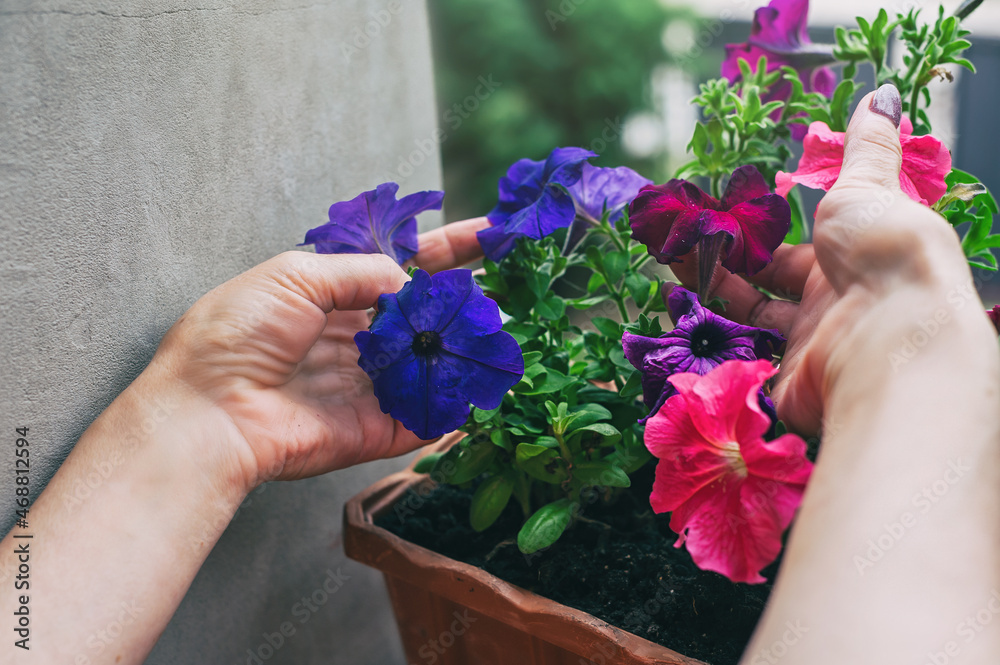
[629,165,790,294]
[355,268,524,440]
[477,147,596,261]
[302,182,444,265]
[622,287,784,421]
[722,0,836,138]
[569,164,653,224]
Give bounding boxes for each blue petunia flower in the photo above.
[355,268,524,439]
[569,163,652,224]
[477,147,596,261]
[622,286,784,422]
[301,182,444,265]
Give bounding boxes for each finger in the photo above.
[829,84,903,197]
[414,217,491,273]
[671,243,815,300]
[262,251,409,313]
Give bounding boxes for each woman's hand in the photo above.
[670,86,993,436]
[153,217,490,491]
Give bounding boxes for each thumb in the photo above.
[832,83,903,194]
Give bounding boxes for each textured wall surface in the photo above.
[0,1,442,662]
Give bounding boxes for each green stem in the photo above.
[710,174,723,199]
[554,432,573,466]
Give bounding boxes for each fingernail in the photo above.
[870,84,902,128]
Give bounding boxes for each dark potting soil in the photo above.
[377,464,776,665]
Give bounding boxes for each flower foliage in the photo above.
[355,269,524,440]
[629,165,791,276]
[302,182,444,264]
[776,117,952,205]
[623,287,784,420]
[645,360,813,583]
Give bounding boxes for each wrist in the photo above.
[110,357,256,507]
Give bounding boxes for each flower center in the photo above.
[689,324,726,358]
[412,331,442,356]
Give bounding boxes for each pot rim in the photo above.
[343,442,705,665]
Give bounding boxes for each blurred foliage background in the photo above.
[428,0,696,220]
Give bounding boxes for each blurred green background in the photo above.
[427,0,698,220]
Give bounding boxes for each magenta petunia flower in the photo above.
[301,182,444,265]
[723,0,836,96]
[722,0,836,139]
[628,165,790,283]
[623,286,784,421]
[775,118,952,206]
[988,305,1000,335]
[645,360,813,584]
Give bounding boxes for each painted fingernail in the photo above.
[870,84,902,128]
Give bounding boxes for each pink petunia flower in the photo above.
[775,117,952,206]
[645,360,813,584]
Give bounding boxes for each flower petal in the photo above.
[750,0,809,51]
[720,165,774,210]
[647,393,734,513]
[570,163,653,222]
[668,473,792,583]
[900,133,952,206]
[302,182,443,264]
[439,335,524,410]
[722,194,791,275]
[667,360,776,449]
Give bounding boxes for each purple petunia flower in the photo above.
[301,182,444,265]
[569,164,653,224]
[355,269,524,440]
[628,165,790,292]
[622,287,784,421]
[722,0,836,138]
[477,147,596,261]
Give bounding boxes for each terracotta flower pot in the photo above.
[343,449,707,665]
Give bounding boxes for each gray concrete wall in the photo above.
[0,1,443,662]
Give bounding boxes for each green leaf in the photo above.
[572,461,631,488]
[522,351,543,367]
[625,272,652,307]
[592,317,622,339]
[566,422,622,448]
[535,294,567,320]
[517,499,574,554]
[433,438,497,485]
[604,250,629,284]
[515,443,568,483]
[473,405,500,424]
[469,475,514,532]
[413,452,443,474]
[784,186,808,245]
[619,370,643,400]
[561,404,614,434]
